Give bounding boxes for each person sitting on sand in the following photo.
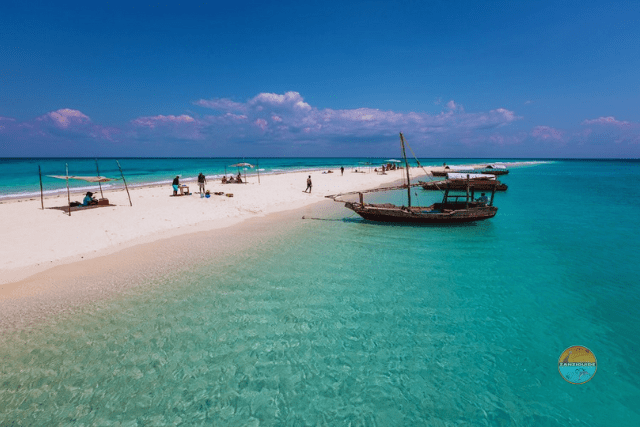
[82,191,98,206]
[228,175,235,183]
[476,193,489,205]
[221,176,227,184]
[172,176,180,196]
[236,173,242,183]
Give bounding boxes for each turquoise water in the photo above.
[0,157,525,200]
[1,160,639,425]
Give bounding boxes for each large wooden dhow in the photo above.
[340,133,499,224]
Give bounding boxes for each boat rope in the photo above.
[401,135,447,194]
[326,182,424,202]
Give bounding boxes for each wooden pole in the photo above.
[257,159,260,184]
[400,132,412,207]
[38,165,44,210]
[65,163,71,216]
[95,158,104,199]
[116,160,132,206]
[465,174,470,209]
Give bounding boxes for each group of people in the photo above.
[172,173,208,196]
[172,171,254,196]
[221,173,243,184]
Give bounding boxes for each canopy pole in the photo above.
[95,158,104,199]
[257,159,260,184]
[65,163,71,216]
[38,165,44,210]
[116,160,132,206]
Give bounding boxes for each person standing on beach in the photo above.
[197,172,207,194]
[172,176,180,196]
[304,175,312,193]
[340,166,344,176]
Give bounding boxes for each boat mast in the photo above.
[400,132,411,207]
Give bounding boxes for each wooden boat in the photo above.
[420,173,508,191]
[343,133,498,224]
[476,164,509,175]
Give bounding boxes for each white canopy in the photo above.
[48,175,115,183]
[485,164,507,169]
[447,173,496,180]
[444,165,472,171]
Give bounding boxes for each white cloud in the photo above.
[131,114,196,128]
[38,108,90,129]
[187,92,523,148]
[581,116,630,126]
[531,125,564,142]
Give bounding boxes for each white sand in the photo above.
[0,167,428,288]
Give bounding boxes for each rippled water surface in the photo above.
[1,160,639,426]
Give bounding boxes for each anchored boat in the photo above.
[342,133,498,224]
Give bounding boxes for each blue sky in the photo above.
[1,0,639,158]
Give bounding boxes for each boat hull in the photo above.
[420,180,508,191]
[344,202,497,223]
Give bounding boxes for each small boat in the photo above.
[343,133,498,224]
[420,173,508,192]
[476,164,509,175]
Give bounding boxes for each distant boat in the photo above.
[476,164,509,175]
[420,173,508,192]
[342,133,498,224]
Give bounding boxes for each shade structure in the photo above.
[48,175,116,183]
[229,163,254,168]
[384,159,402,163]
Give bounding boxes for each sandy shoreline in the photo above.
[0,166,425,287]
[0,161,544,330]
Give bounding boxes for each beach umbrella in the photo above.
[229,163,254,183]
[385,159,402,163]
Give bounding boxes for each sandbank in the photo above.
[0,161,543,330]
[0,167,425,287]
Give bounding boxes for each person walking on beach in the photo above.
[304,175,312,193]
[197,172,207,194]
[340,166,344,176]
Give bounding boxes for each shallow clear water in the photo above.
[1,160,639,425]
